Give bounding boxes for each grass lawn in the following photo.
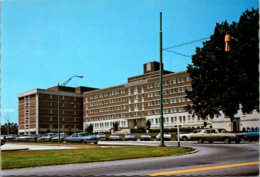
[1,145,194,169]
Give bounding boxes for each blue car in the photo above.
[64,132,98,144]
[243,128,259,141]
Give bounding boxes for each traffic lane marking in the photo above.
[148,161,260,176]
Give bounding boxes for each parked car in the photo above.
[109,134,122,141]
[15,134,40,142]
[51,133,67,142]
[180,129,201,141]
[242,128,259,141]
[124,134,137,141]
[5,134,18,141]
[96,133,106,140]
[156,132,172,141]
[190,128,241,144]
[37,133,57,142]
[0,135,6,146]
[64,132,98,144]
[140,133,152,141]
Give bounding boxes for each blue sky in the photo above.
[1,0,258,124]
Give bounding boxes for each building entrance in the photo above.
[232,117,240,132]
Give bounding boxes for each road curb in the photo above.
[175,147,198,156]
[1,148,29,151]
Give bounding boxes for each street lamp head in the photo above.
[77,75,84,78]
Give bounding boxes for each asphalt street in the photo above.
[1,141,259,176]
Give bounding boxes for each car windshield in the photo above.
[126,134,134,136]
[193,130,201,133]
[79,133,90,137]
[218,129,228,133]
[141,134,149,136]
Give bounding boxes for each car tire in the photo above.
[224,138,231,144]
[235,138,241,144]
[198,138,204,144]
[209,140,214,143]
[182,137,188,141]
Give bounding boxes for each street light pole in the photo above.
[159,12,165,147]
[57,75,84,142]
[58,83,60,141]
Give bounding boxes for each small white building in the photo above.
[212,110,260,132]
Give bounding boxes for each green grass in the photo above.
[1,145,194,169]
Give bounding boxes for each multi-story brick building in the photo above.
[18,86,97,134]
[83,61,212,133]
[18,61,259,134]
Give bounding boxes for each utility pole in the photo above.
[159,12,165,147]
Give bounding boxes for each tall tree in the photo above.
[1,122,18,135]
[186,8,259,125]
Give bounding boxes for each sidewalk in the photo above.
[1,143,78,151]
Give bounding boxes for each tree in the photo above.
[146,119,151,131]
[1,122,18,135]
[85,124,93,134]
[113,122,119,132]
[186,8,259,126]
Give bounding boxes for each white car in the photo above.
[96,133,106,140]
[190,128,241,144]
[156,132,171,141]
[180,129,201,141]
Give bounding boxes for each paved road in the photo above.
[2,141,259,176]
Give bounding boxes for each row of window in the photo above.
[48,109,79,115]
[87,86,191,109]
[87,75,191,102]
[88,105,128,114]
[48,102,78,108]
[147,106,187,115]
[48,117,79,122]
[147,76,191,89]
[89,97,127,107]
[94,121,127,128]
[89,89,126,100]
[89,113,128,121]
[48,95,78,101]
[147,97,189,107]
[88,98,189,115]
[148,115,208,124]
[147,86,191,98]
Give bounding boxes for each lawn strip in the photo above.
[1,146,194,169]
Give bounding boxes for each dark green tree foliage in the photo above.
[113,122,119,131]
[1,122,18,135]
[85,124,93,134]
[146,119,151,131]
[187,8,259,121]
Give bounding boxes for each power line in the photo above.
[163,37,209,57]
[163,49,192,57]
[164,37,209,50]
